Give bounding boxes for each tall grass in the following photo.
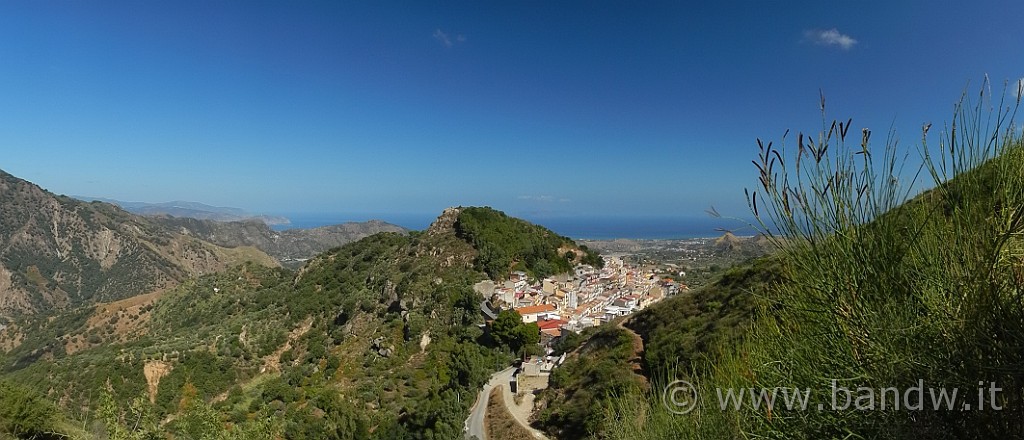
[605,79,1024,439]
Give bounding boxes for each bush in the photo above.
[0,380,59,438]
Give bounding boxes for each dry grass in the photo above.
[64,289,165,354]
[486,387,534,440]
[213,244,281,268]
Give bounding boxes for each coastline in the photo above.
[270,213,755,241]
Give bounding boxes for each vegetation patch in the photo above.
[534,325,646,438]
[454,206,601,279]
[602,83,1024,439]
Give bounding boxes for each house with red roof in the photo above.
[515,303,557,323]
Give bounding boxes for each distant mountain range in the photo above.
[151,216,407,264]
[73,197,408,265]
[74,197,291,225]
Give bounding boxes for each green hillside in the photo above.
[454,206,602,280]
[590,88,1024,439]
[0,206,593,439]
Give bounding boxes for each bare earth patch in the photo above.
[0,325,24,352]
[262,317,314,373]
[143,360,173,403]
[617,319,648,384]
[65,290,165,355]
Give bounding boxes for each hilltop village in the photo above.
[477,256,684,344]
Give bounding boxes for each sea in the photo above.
[270,213,758,240]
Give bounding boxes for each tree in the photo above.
[491,309,521,348]
[0,381,59,438]
[581,247,604,268]
[515,322,541,352]
[490,310,540,354]
[97,391,160,440]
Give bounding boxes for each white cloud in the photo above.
[433,29,465,48]
[517,195,558,202]
[433,29,451,47]
[804,28,858,50]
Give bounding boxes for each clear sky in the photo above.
[1,1,1022,221]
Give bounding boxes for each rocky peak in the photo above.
[426,207,462,237]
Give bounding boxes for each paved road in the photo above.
[480,300,498,320]
[498,374,550,439]
[465,366,516,440]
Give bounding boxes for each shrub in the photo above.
[0,380,59,438]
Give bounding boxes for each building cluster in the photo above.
[480,256,685,344]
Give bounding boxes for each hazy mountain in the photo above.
[150,216,408,264]
[713,231,741,251]
[76,197,291,225]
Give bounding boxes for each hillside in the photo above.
[453,206,603,279]
[560,97,1024,439]
[0,206,594,439]
[533,257,783,438]
[150,216,408,265]
[0,169,278,318]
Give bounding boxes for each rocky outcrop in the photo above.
[426,207,462,237]
[371,336,394,358]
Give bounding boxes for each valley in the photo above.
[0,170,765,440]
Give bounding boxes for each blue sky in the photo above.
[1,1,1022,222]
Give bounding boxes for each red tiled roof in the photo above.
[541,328,562,337]
[515,303,556,315]
[537,319,568,330]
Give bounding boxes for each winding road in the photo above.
[465,366,517,439]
